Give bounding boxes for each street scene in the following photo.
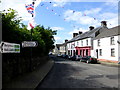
[36,55,118,88]
[1,0,120,89]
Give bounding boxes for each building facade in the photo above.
[93,25,120,62]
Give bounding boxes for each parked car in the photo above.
[71,55,82,61]
[80,56,98,63]
[57,54,62,57]
[68,55,72,60]
[61,54,69,59]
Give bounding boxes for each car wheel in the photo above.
[80,59,81,62]
[86,60,89,64]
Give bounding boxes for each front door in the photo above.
[96,49,98,58]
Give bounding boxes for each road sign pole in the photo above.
[29,28,33,71]
[29,1,35,72]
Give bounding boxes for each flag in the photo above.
[41,4,44,6]
[46,7,49,9]
[29,23,34,29]
[25,4,34,16]
[94,18,96,20]
[73,10,75,13]
[83,13,86,16]
[28,19,35,29]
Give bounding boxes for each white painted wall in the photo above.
[75,38,91,47]
[66,38,93,56]
[93,35,119,61]
[118,35,120,62]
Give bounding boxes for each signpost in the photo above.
[0,41,20,53]
[22,41,38,47]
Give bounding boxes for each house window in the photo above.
[81,41,83,46]
[111,48,115,56]
[97,39,100,46]
[86,40,88,46]
[110,37,115,45]
[77,41,79,46]
[58,47,60,50]
[99,49,102,56]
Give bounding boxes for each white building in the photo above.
[93,25,120,63]
[66,22,108,57]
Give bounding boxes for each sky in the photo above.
[1,0,119,44]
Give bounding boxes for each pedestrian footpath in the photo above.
[3,59,54,89]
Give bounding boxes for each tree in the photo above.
[2,8,57,56]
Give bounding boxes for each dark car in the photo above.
[71,55,82,61]
[80,56,98,63]
[61,54,69,59]
[68,55,72,60]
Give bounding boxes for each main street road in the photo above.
[36,55,119,88]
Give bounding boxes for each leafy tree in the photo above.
[2,8,57,56]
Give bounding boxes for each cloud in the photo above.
[1,0,42,22]
[64,7,118,28]
[105,0,119,6]
[64,9,100,27]
[51,27,64,30]
[54,36,63,44]
[84,8,102,15]
[54,36,61,40]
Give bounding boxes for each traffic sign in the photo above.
[22,41,38,47]
[0,41,20,53]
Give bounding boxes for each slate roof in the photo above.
[94,25,120,40]
[66,26,108,43]
[56,44,63,47]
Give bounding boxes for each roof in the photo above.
[56,44,63,47]
[94,25,120,40]
[66,26,108,43]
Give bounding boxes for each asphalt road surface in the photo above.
[36,55,119,88]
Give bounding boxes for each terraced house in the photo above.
[54,21,120,63]
[66,21,108,57]
[93,25,120,63]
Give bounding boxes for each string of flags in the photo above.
[25,1,112,29]
[25,4,34,17]
[25,0,37,29]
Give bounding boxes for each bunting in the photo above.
[25,4,34,17]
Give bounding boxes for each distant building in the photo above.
[52,40,68,55]
[52,44,62,55]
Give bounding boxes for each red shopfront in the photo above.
[75,46,91,57]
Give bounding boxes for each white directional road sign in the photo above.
[0,41,20,53]
[22,41,38,47]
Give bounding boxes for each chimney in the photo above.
[89,26,94,30]
[101,21,107,27]
[65,39,68,42]
[73,33,78,37]
[79,31,82,34]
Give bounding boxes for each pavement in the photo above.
[3,59,54,89]
[98,61,120,67]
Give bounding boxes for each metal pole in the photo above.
[29,1,34,72]
[29,28,33,71]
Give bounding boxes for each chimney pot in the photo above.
[79,31,82,34]
[89,26,94,30]
[101,21,107,27]
[65,39,68,42]
[73,33,78,37]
